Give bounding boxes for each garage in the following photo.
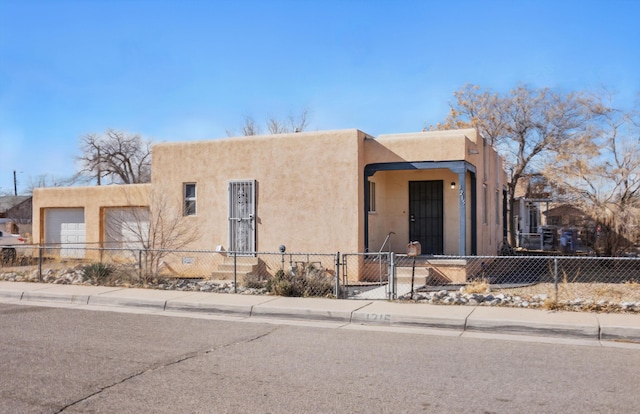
[103,207,149,250]
[44,208,86,258]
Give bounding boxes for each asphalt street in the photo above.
[1,302,639,413]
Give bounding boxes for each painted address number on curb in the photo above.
[363,313,391,323]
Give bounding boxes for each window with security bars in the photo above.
[184,183,196,216]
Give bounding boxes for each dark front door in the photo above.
[409,180,444,255]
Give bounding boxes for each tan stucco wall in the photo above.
[365,128,478,164]
[476,135,507,255]
[152,129,363,254]
[32,184,151,246]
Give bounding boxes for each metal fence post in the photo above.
[233,251,238,293]
[389,252,396,300]
[38,245,43,282]
[281,253,285,272]
[334,252,340,298]
[554,257,558,302]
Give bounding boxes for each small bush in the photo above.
[243,273,267,289]
[266,264,334,298]
[463,279,490,294]
[541,298,562,311]
[82,263,115,283]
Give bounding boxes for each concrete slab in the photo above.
[88,288,194,310]
[597,313,640,343]
[165,292,278,316]
[22,285,124,305]
[0,281,43,299]
[351,283,415,300]
[466,306,600,339]
[252,297,368,322]
[352,301,472,330]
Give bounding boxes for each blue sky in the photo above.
[1,0,639,194]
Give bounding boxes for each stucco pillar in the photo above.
[458,172,467,256]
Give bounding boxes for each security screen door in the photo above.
[409,180,444,255]
[228,180,256,254]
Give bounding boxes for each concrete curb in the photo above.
[465,306,600,339]
[86,288,195,310]
[165,292,277,317]
[251,297,365,323]
[23,285,124,305]
[0,281,53,300]
[351,301,471,331]
[1,282,639,342]
[597,313,640,342]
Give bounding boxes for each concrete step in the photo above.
[396,267,431,278]
[212,255,259,280]
[395,259,468,284]
[216,263,256,273]
[210,270,252,280]
[221,256,259,266]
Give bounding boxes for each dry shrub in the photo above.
[266,263,334,298]
[464,279,490,294]
[243,273,267,289]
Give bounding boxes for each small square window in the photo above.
[184,183,196,216]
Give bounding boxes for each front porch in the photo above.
[344,252,483,287]
[364,160,477,257]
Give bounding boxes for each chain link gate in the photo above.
[341,252,395,299]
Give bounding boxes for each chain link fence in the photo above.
[1,245,639,306]
[0,245,340,297]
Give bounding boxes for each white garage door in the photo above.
[45,208,86,258]
[104,207,149,251]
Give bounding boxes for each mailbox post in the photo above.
[407,241,421,299]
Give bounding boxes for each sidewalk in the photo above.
[1,281,639,343]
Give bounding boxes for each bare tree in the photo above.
[227,109,310,136]
[266,108,310,134]
[546,96,640,255]
[438,84,602,246]
[78,129,152,184]
[26,173,88,193]
[105,186,201,280]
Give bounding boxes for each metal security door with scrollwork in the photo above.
[228,180,256,255]
[409,180,443,255]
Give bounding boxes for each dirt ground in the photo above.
[493,282,640,304]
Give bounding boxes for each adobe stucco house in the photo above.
[33,128,507,278]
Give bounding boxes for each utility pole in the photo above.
[13,170,17,196]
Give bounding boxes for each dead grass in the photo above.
[493,282,640,305]
[463,279,490,294]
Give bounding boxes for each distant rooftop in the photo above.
[0,195,31,213]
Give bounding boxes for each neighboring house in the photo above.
[0,195,32,221]
[0,195,33,235]
[512,175,554,250]
[544,204,596,251]
[545,205,593,229]
[33,128,507,279]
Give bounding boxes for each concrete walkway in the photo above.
[1,281,639,343]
